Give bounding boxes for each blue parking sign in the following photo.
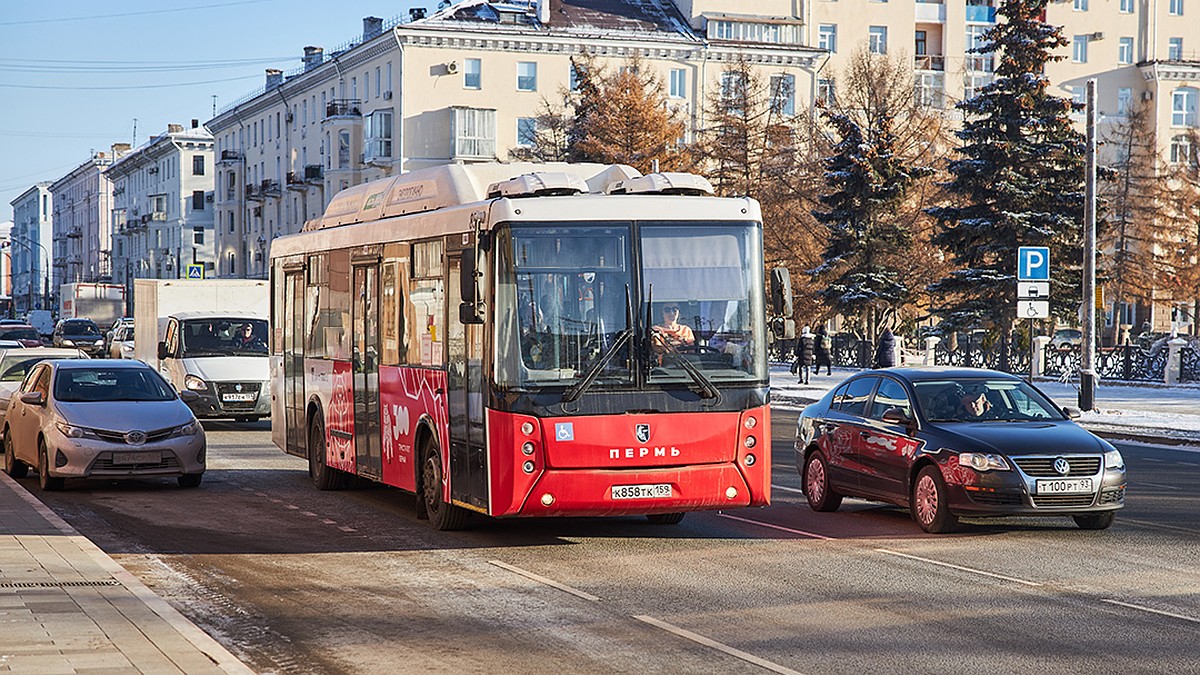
[186,264,204,280]
[1017,247,1050,281]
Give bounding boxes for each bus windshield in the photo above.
[494,222,765,390]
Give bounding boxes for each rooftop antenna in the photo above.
[212,94,217,118]
[132,118,137,146]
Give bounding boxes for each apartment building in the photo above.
[8,183,53,314]
[205,1,824,278]
[106,124,216,294]
[49,152,119,300]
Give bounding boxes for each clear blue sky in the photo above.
[0,0,424,215]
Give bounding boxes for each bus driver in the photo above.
[653,304,695,348]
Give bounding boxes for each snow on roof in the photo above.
[417,0,697,39]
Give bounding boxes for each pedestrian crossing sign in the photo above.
[186,264,204,280]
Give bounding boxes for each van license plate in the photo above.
[222,393,256,402]
[611,483,672,500]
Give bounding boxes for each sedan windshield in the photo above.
[0,328,40,342]
[55,368,176,402]
[914,379,1066,422]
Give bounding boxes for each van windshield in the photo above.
[180,318,268,357]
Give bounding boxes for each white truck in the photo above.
[59,282,126,327]
[134,279,271,422]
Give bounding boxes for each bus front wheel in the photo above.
[309,417,346,491]
[421,442,468,531]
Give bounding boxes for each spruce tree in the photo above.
[927,0,1087,335]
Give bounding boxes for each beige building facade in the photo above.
[49,153,118,298]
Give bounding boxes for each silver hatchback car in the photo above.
[2,359,205,490]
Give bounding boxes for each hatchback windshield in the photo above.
[54,367,176,402]
[0,353,84,382]
[913,379,1066,422]
[0,327,40,342]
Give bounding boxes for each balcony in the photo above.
[915,1,945,23]
[150,211,167,221]
[246,184,263,202]
[965,5,996,23]
[260,179,282,197]
[218,149,244,164]
[66,227,82,239]
[325,99,362,119]
[304,164,324,182]
[286,172,308,191]
[915,54,945,71]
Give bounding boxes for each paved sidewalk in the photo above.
[771,365,1200,445]
[0,472,252,674]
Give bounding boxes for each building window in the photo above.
[817,78,836,106]
[769,74,795,116]
[1169,37,1183,60]
[1120,0,1134,12]
[1170,0,1184,15]
[338,130,351,168]
[965,73,992,100]
[569,63,581,92]
[669,68,686,98]
[364,109,393,162]
[1118,37,1133,65]
[818,24,837,53]
[915,72,944,109]
[1173,87,1198,126]
[1117,87,1133,116]
[516,117,537,148]
[516,61,537,92]
[1171,135,1196,165]
[192,191,204,210]
[451,107,496,158]
[192,155,204,176]
[1074,0,1088,10]
[464,58,481,89]
[1073,36,1088,63]
[869,26,888,54]
[193,227,205,245]
[965,25,993,71]
[720,71,748,115]
[915,30,927,56]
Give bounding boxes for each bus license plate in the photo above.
[114,451,161,465]
[611,483,672,500]
[222,393,256,402]
[1036,478,1093,494]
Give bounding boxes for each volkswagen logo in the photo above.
[635,423,651,443]
[124,430,147,446]
[1054,457,1071,475]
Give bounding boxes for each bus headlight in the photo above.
[520,421,535,436]
[521,441,535,456]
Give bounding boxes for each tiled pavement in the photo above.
[0,472,252,674]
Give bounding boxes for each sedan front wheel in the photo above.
[912,466,957,534]
[803,450,842,512]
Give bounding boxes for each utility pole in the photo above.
[1079,79,1098,410]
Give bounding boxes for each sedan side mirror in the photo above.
[881,408,912,425]
[179,390,200,403]
[1062,405,1082,419]
[19,391,45,406]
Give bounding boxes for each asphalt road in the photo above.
[22,413,1200,674]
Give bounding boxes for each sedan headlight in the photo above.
[93,339,105,346]
[1104,448,1125,471]
[170,421,200,438]
[958,452,1011,472]
[55,421,99,440]
[184,374,208,391]
[61,339,75,346]
[121,343,134,352]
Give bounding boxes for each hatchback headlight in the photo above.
[94,339,105,346]
[1104,448,1124,471]
[121,343,134,352]
[55,421,99,440]
[958,452,1011,472]
[184,375,208,391]
[61,339,75,346]
[170,421,200,438]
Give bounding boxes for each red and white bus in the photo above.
[270,162,775,529]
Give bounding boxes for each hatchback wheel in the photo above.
[38,441,64,491]
[912,466,956,533]
[178,473,203,488]
[3,432,27,479]
[803,450,842,512]
[1073,512,1115,530]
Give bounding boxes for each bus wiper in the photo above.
[563,285,634,404]
[650,332,720,401]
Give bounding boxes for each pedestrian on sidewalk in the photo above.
[814,326,832,376]
[794,326,816,384]
[874,328,897,368]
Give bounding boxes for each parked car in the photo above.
[2,359,205,490]
[0,319,27,326]
[108,324,135,359]
[105,317,133,352]
[0,347,89,432]
[52,318,106,356]
[795,367,1126,533]
[1050,328,1082,350]
[0,324,46,348]
[25,310,54,339]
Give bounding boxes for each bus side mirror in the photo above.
[770,267,793,317]
[459,253,484,325]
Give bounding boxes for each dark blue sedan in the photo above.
[794,367,1126,533]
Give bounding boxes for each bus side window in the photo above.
[381,259,405,366]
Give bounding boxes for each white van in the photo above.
[25,310,54,339]
[157,312,270,422]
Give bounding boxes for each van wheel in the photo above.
[38,441,64,491]
[4,432,27,479]
[308,416,345,490]
[421,440,468,531]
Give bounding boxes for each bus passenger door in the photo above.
[283,270,306,455]
[447,252,488,511]
[352,263,382,479]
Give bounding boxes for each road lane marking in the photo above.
[633,615,805,675]
[301,511,318,517]
[717,514,836,540]
[337,526,356,532]
[771,484,805,494]
[1118,517,1200,535]
[321,519,336,525]
[1136,481,1181,490]
[875,549,1042,587]
[1102,599,1200,624]
[489,560,600,602]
